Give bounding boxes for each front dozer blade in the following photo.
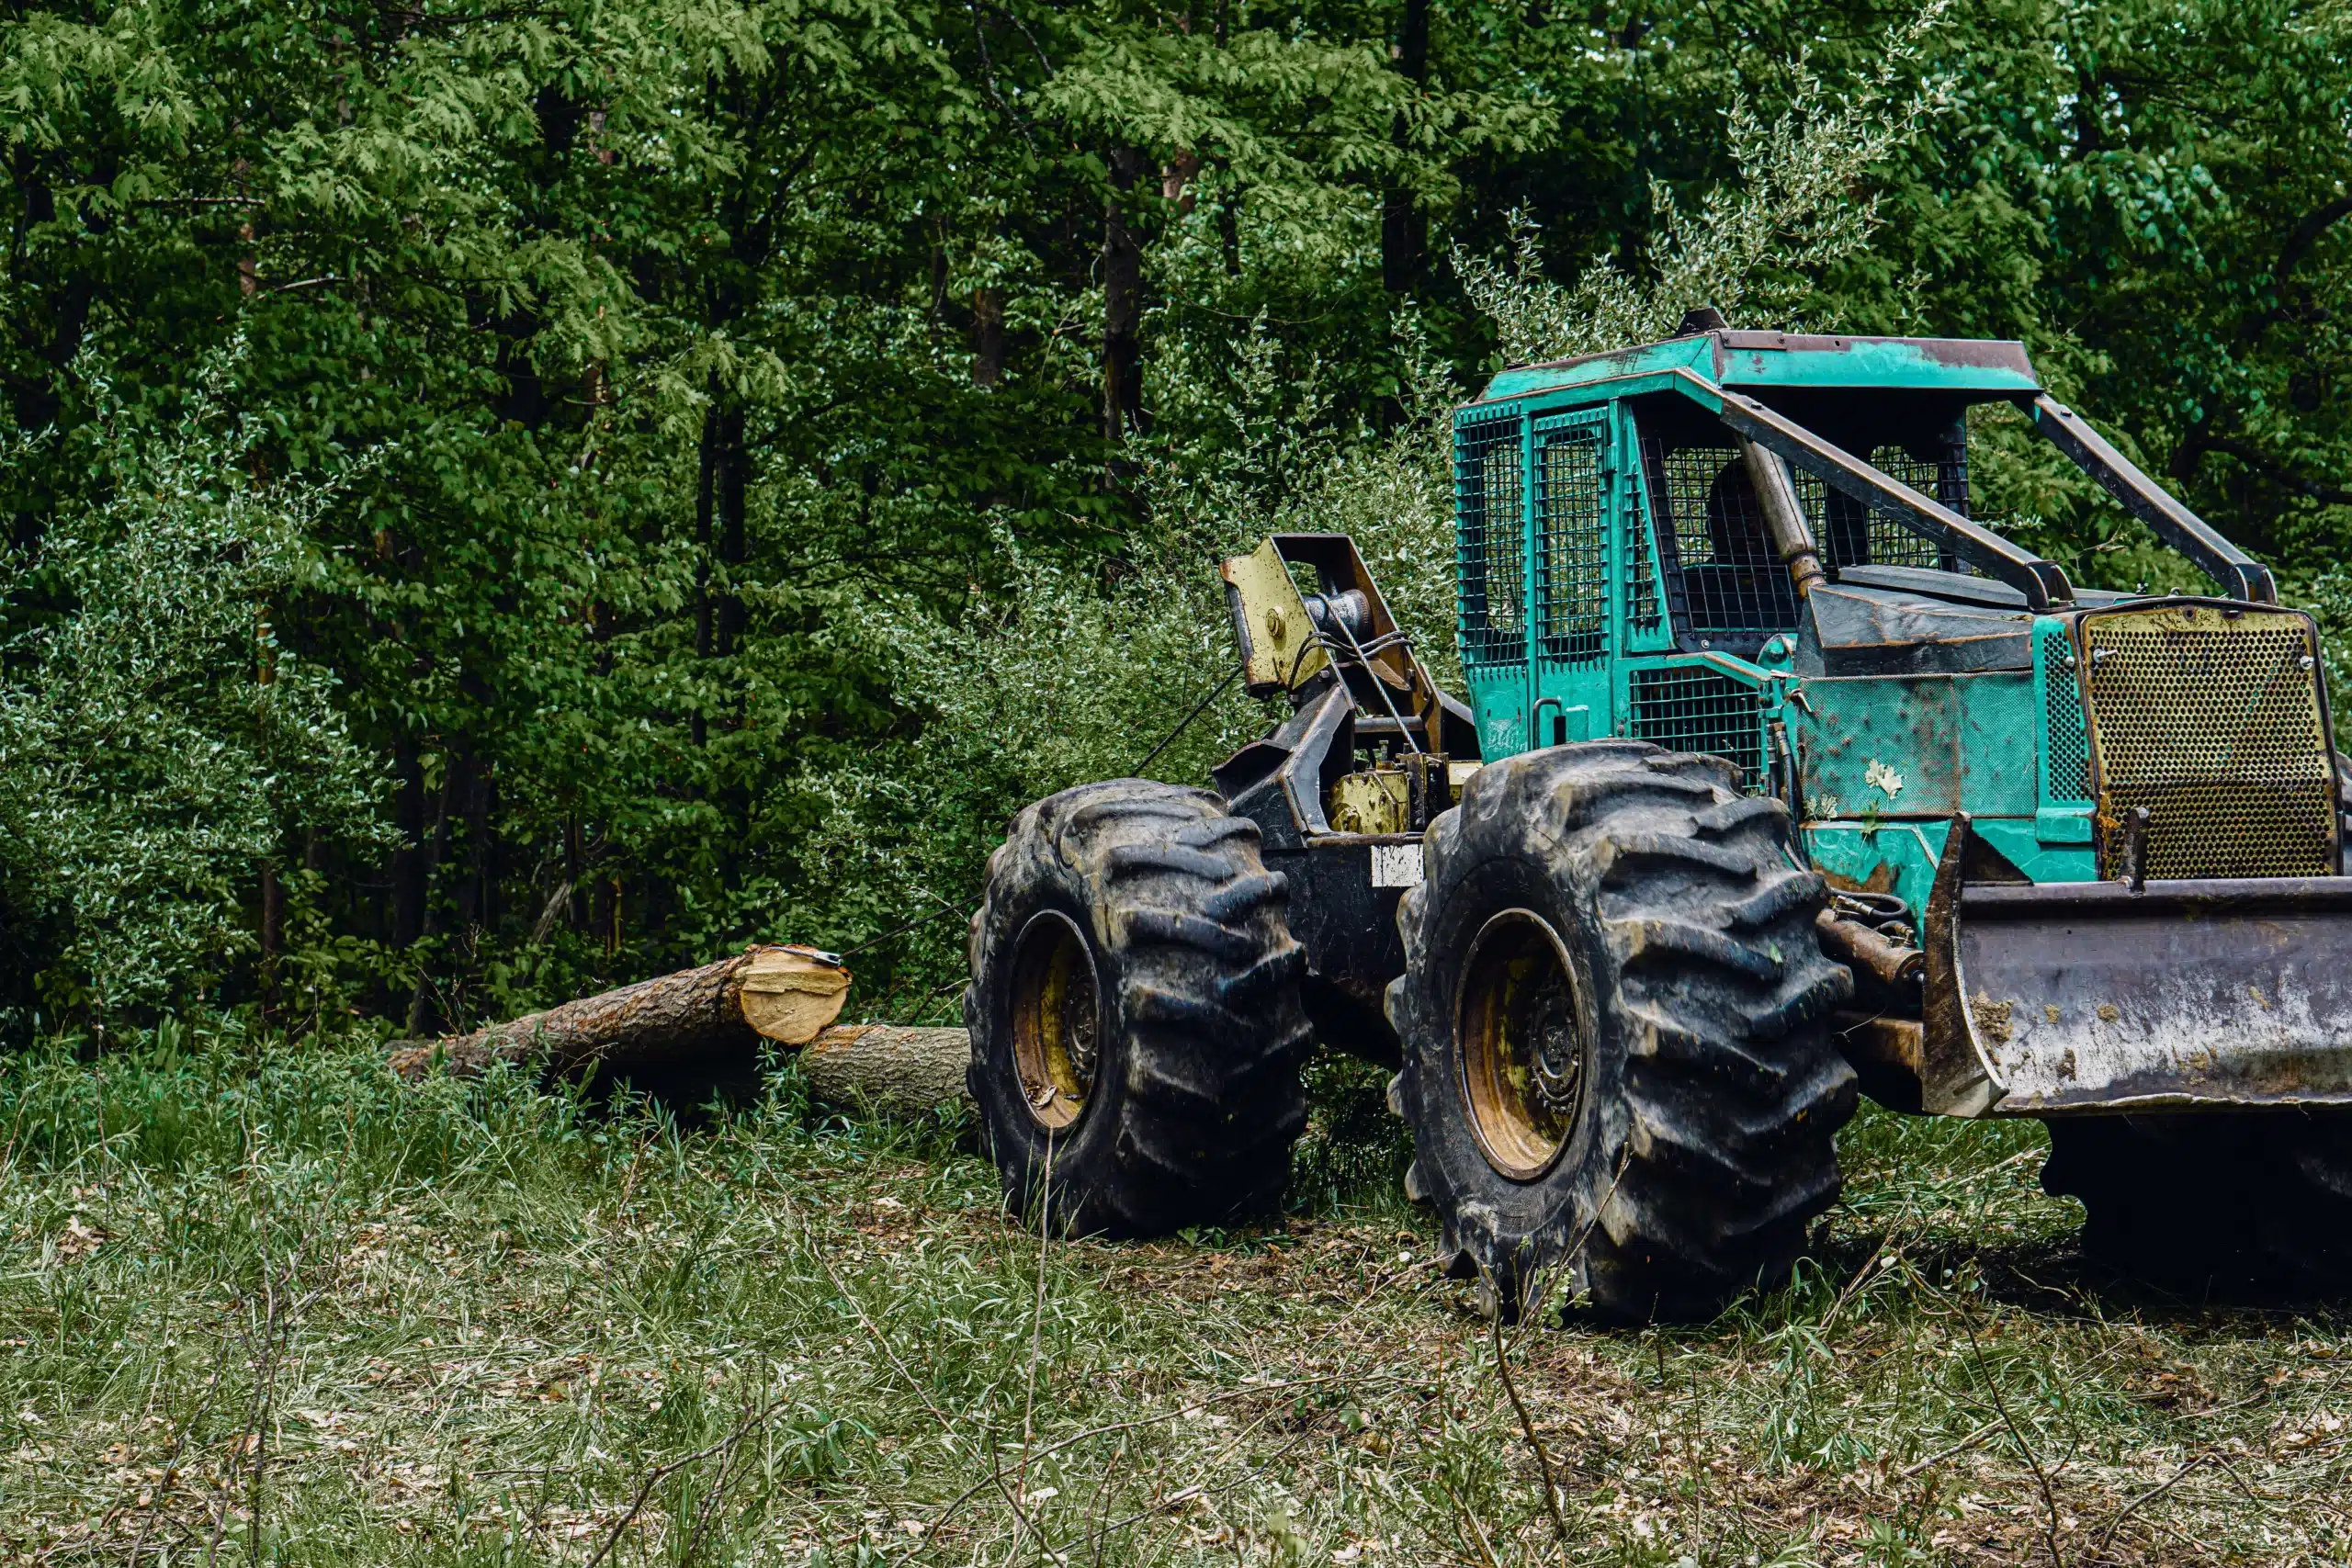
[1920,818,2352,1116]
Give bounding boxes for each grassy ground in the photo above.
[1,1030,2346,1568]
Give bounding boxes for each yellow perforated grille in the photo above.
[2081,604,2336,879]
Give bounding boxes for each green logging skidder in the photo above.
[963,313,2352,1321]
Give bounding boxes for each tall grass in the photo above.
[3,1026,2345,1566]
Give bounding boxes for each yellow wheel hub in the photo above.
[1010,910,1100,1130]
[1457,909,1589,1179]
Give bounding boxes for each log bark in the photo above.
[798,1026,971,1116]
[388,945,848,1083]
[386,947,973,1117]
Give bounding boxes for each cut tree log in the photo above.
[798,1026,972,1117]
[387,945,851,1083]
[385,947,975,1118]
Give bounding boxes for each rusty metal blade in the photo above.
[1951,875,2352,1112]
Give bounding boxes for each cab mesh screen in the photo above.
[1640,441,1800,635]
[1535,425,1606,665]
[1795,446,1969,573]
[1643,434,1979,630]
[1625,487,1661,632]
[1456,416,1525,666]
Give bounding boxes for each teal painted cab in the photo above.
[1425,322,2352,1137]
[1448,328,2142,915]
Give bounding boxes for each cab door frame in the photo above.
[1453,400,1533,760]
[1528,407,1620,748]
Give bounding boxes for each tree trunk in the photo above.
[391,732,427,950]
[693,394,719,749]
[403,760,459,1036]
[387,954,975,1117]
[715,402,747,660]
[458,755,493,936]
[1161,149,1200,214]
[259,860,283,1021]
[388,945,850,1082]
[1382,0,1430,296]
[973,287,1005,387]
[1103,146,1149,446]
[798,1026,971,1115]
[693,393,748,754]
[563,816,585,933]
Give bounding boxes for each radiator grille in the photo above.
[1535,426,1606,665]
[2081,605,2336,879]
[1456,416,1525,667]
[1629,666,1765,785]
[2042,630,2090,802]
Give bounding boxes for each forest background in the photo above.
[4,0,2351,1043]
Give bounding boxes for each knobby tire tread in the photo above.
[1387,741,1858,1323]
[966,780,1312,1237]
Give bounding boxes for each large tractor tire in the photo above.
[964,780,1311,1236]
[1385,741,1858,1323]
[2042,1110,2352,1292]
[2263,1113,2352,1286]
[2038,1117,2250,1283]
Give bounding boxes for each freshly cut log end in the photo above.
[740,947,854,1045]
[388,944,852,1083]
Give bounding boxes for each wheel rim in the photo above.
[1456,908,1589,1180]
[1009,910,1101,1130]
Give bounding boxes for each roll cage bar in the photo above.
[1660,368,2276,611]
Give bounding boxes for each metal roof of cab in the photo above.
[1469,330,2041,410]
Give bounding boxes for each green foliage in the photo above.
[0,351,379,1025]
[1455,4,1957,364]
[1823,0,2352,593]
[793,299,1487,1015]
[1,0,2349,1027]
